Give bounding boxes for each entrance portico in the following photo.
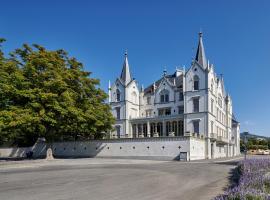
[130,115,184,138]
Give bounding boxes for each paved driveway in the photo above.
[0,158,238,200]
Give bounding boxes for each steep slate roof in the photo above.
[120,52,132,86]
[195,32,207,69]
[232,113,239,124]
[144,72,183,95]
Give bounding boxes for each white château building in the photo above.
[108,33,240,159]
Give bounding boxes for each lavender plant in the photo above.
[214,159,270,200]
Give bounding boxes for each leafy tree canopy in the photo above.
[0,39,114,146]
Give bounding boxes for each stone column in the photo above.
[147,121,151,137]
[139,124,144,138]
[162,121,166,137]
[153,123,159,137]
[169,121,175,137]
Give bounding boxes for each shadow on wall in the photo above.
[0,140,47,159]
[0,141,106,159]
[0,147,30,160]
[50,141,106,158]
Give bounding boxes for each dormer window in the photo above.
[193,75,199,90]
[160,89,169,103]
[116,89,121,102]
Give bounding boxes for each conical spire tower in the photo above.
[120,51,132,85]
[195,32,207,69]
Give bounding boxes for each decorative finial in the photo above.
[163,66,167,76]
[199,28,203,37]
[141,84,144,92]
[124,49,128,57]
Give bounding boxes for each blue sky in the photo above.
[0,0,270,136]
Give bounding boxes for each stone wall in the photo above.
[0,147,31,158]
[0,137,206,161]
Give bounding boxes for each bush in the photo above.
[214,159,270,200]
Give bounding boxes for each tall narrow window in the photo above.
[165,94,169,102]
[211,121,214,133]
[193,98,199,112]
[179,91,184,101]
[160,95,164,103]
[193,75,199,90]
[160,89,169,103]
[211,99,214,113]
[193,120,199,134]
[116,107,120,119]
[116,89,121,102]
[178,106,184,114]
[165,108,171,115]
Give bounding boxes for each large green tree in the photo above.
[0,40,114,146]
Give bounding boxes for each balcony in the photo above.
[210,133,217,139]
[217,136,228,144]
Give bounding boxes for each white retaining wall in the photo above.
[0,137,206,161]
[0,147,31,158]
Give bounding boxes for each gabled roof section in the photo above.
[144,71,183,94]
[120,51,132,86]
[232,113,240,124]
[195,32,207,69]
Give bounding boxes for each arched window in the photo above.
[160,89,169,103]
[193,75,199,90]
[116,89,121,102]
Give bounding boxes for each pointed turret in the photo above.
[120,51,132,86]
[195,32,207,69]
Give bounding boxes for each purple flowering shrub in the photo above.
[214,159,270,200]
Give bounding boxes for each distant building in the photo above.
[108,32,240,158]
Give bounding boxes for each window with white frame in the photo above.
[179,91,184,101]
[116,89,121,102]
[193,97,199,112]
[160,89,169,103]
[116,107,121,119]
[211,121,214,134]
[193,120,200,134]
[158,108,171,116]
[178,106,184,114]
[193,75,199,90]
[211,99,214,113]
